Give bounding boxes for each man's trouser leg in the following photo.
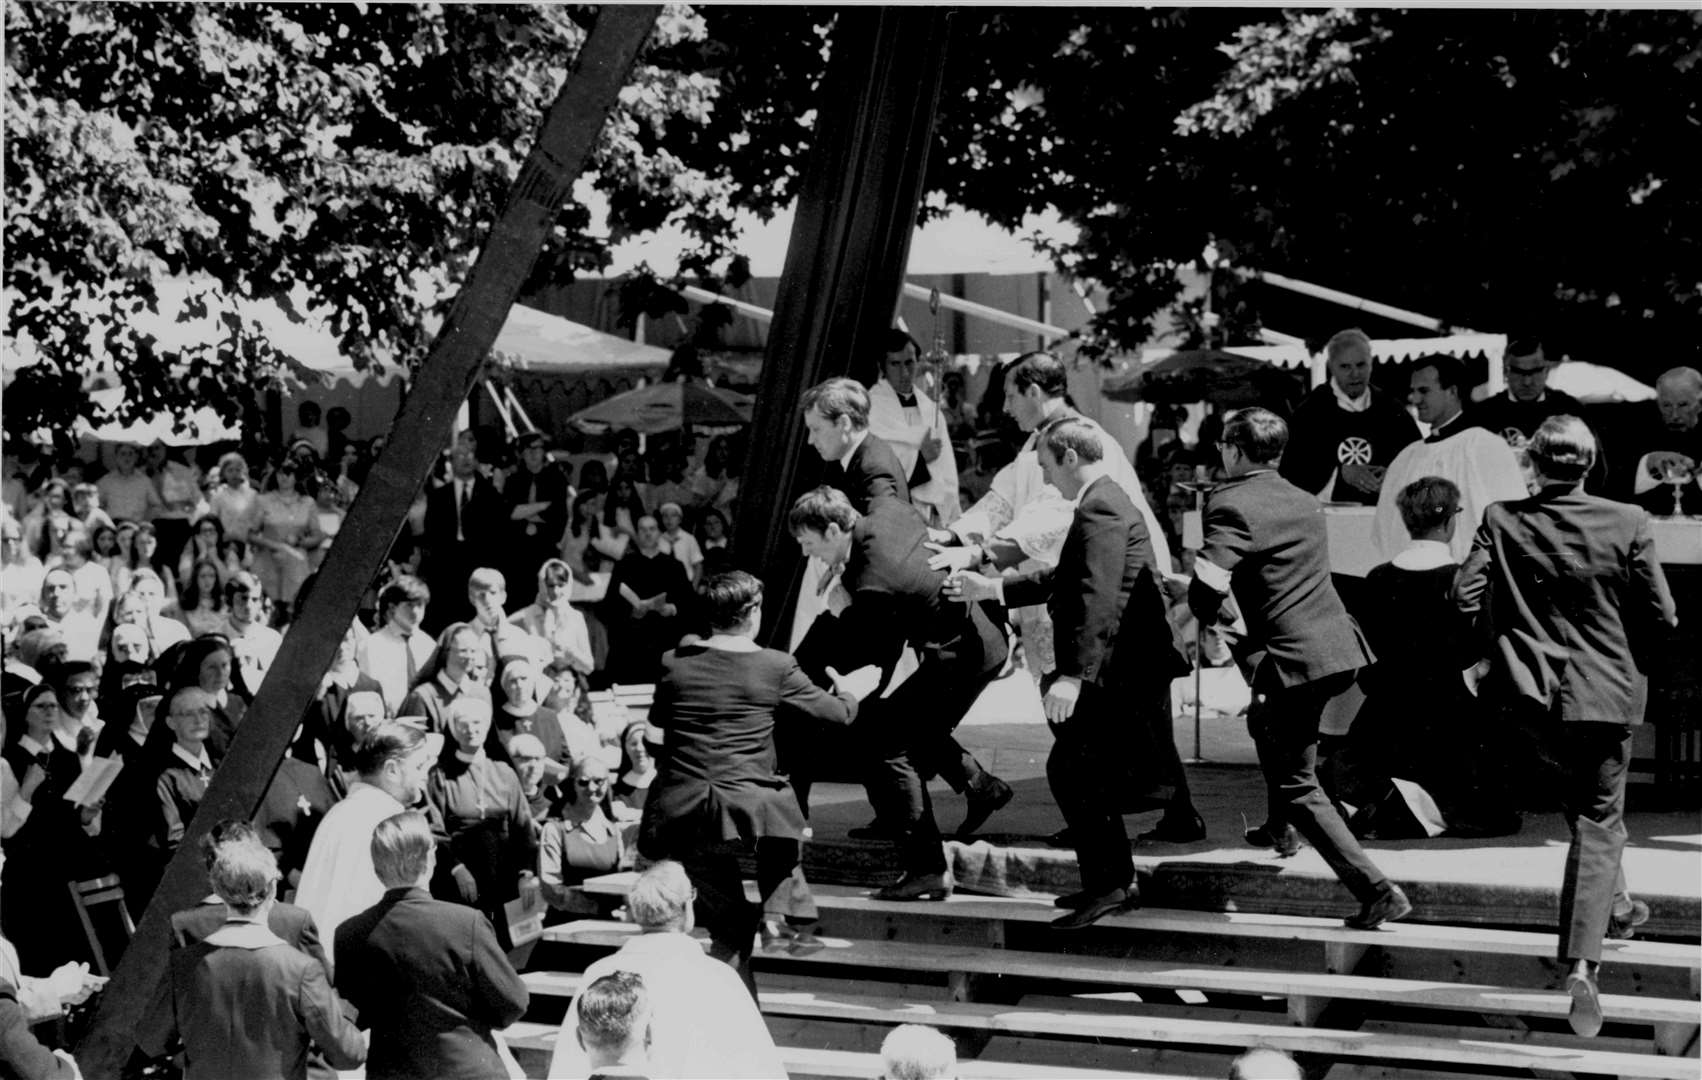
[1557,723,1632,964]
[1262,672,1389,903]
[756,837,817,923]
[1246,694,1285,830]
[684,844,759,996]
[1046,707,1132,896]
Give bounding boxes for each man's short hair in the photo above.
[801,377,871,430]
[370,810,435,889]
[209,836,280,916]
[1413,353,1467,395]
[700,570,763,632]
[1529,415,1597,483]
[1505,336,1549,365]
[224,571,264,601]
[516,431,548,452]
[1040,418,1104,464]
[198,820,259,872]
[467,567,505,594]
[626,860,693,931]
[787,486,860,537]
[1324,328,1372,362]
[48,660,96,700]
[1006,351,1068,400]
[351,721,426,778]
[1395,476,1461,535]
[880,1023,958,1080]
[378,575,430,621]
[576,971,651,1056]
[1220,408,1289,465]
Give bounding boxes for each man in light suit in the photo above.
[1453,415,1677,1037]
[948,420,1192,928]
[868,331,959,527]
[1189,408,1410,931]
[334,811,529,1080]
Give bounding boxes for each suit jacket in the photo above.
[503,463,570,538]
[423,474,503,556]
[144,919,365,1080]
[1004,476,1187,687]
[1190,469,1370,690]
[826,433,910,513]
[334,887,529,1080]
[1455,483,1677,724]
[0,981,75,1080]
[835,495,1006,682]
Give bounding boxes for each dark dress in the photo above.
[638,643,857,962]
[606,550,691,684]
[425,751,536,941]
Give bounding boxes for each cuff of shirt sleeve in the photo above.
[1193,556,1232,594]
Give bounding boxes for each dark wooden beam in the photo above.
[731,8,953,640]
[74,7,661,1075]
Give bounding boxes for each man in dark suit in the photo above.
[948,420,1193,928]
[801,377,910,511]
[335,810,529,1080]
[139,834,365,1080]
[789,487,1011,900]
[1453,415,1677,1037]
[423,440,503,631]
[1188,408,1411,930]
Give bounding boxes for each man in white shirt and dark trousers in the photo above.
[357,576,436,715]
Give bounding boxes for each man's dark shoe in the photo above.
[874,872,952,902]
[1565,959,1603,1037]
[1052,888,1096,910]
[956,776,1014,838]
[1344,884,1412,930]
[1050,888,1138,930]
[847,820,900,841]
[1138,812,1207,845]
[1245,821,1301,857]
[1607,899,1651,940]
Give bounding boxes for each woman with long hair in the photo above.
[252,460,323,613]
[127,522,179,605]
[21,478,71,560]
[603,472,646,544]
[176,514,225,588]
[171,558,227,638]
[207,452,261,542]
[165,635,247,763]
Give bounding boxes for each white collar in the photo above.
[18,734,51,758]
[1391,539,1457,571]
[838,427,870,467]
[1331,382,1372,413]
[172,742,214,773]
[454,748,485,765]
[701,633,760,653]
[204,919,286,951]
[3,660,39,684]
[566,809,613,842]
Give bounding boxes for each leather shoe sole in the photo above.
[1566,969,1603,1037]
[1345,884,1412,930]
[956,778,1014,838]
[1050,890,1138,930]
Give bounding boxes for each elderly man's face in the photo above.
[1658,383,1700,432]
[1328,345,1372,399]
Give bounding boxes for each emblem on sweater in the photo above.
[1336,437,1373,466]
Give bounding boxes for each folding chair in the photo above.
[67,875,135,977]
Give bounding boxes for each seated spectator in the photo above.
[173,557,229,638]
[1,516,45,615]
[697,506,732,572]
[167,637,245,764]
[109,685,217,915]
[357,575,435,715]
[496,658,590,777]
[334,811,529,1080]
[546,860,786,1080]
[508,560,595,679]
[50,661,102,751]
[223,572,282,689]
[138,833,364,1080]
[656,502,703,583]
[126,523,179,606]
[97,444,164,528]
[424,694,539,945]
[400,621,484,736]
[175,516,228,594]
[93,684,162,767]
[575,971,653,1080]
[4,627,65,716]
[94,653,155,741]
[252,460,323,616]
[109,584,190,662]
[881,1024,958,1080]
[538,757,627,916]
[611,719,656,819]
[70,483,115,536]
[206,453,260,542]
[506,733,563,824]
[37,568,99,662]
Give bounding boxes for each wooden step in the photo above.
[576,873,1702,972]
[779,1045,1170,1079]
[535,924,1702,1028]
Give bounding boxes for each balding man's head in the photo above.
[1656,367,1701,432]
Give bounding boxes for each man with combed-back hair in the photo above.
[140,835,365,1079]
[1453,415,1677,1039]
[575,972,653,1078]
[334,811,529,1080]
[547,860,785,1080]
[294,722,432,969]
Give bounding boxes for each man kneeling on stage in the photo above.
[789,486,1012,901]
[947,419,1190,928]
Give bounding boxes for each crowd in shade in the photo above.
[0,330,1692,1076]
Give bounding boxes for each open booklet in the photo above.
[62,757,123,808]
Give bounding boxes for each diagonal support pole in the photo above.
[74,7,660,1075]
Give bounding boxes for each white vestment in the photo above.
[546,931,787,1080]
[868,378,960,527]
[292,781,405,972]
[1373,424,1528,563]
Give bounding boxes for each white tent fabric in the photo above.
[1203,334,1509,371]
[1544,360,1656,404]
[486,303,671,374]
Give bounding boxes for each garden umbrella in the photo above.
[1102,349,1299,408]
[567,379,752,435]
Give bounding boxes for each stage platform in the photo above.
[797,668,1702,941]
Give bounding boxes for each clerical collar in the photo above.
[1426,412,1465,443]
[1392,539,1456,571]
[1331,382,1372,413]
[887,379,920,409]
[837,427,870,467]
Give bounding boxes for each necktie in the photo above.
[457,482,468,542]
[404,636,419,686]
